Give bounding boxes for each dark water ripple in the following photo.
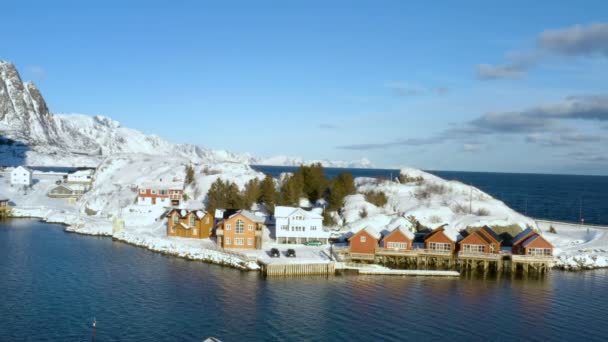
[2,220,608,341]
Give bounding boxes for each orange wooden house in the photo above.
[216,210,265,249]
[167,209,214,239]
[381,227,414,251]
[511,228,536,253]
[424,225,457,253]
[348,228,379,259]
[459,226,501,254]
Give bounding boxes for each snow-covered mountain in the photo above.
[256,155,374,169]
[0,61,253,166]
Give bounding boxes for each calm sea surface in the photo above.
[1,220,608,341]
[252,166,608,225]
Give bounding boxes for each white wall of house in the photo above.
[11,166,32,186]
[137,196,170,206]
[275,206,329,243]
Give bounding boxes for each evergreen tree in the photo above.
[328,172,355,210]
[185,164,195,185]
[259,174,278,210]
[300,163,327,202]
[279,172,304,206]
[242,178,261,210]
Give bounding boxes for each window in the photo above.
[159,190,168,195]
[151,190,157,195]
[528,248,551,256]
[192,229,198,235]
[248,224,253,231]
[387,242,406,249]
[226,224,231,231]
[360,236,366,243]
[205,217,210,224]
[140,189,146,194]
[429,242,451,251]
[235,238,245,246]
[173,214,179,225]
[281,225,289,231]
[189,215,195,227]
[247,238,253,246]
[226,237,231,245]
[463,245,485,253]
[310,226,316,231]
[235,219,244,234]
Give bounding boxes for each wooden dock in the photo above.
[357,269,460,277]
[260,262,336,276]
[347,248,554,275]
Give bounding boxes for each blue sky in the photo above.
[3,1,608,174]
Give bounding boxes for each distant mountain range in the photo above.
[255,155,374,168]
[0,60,371,168]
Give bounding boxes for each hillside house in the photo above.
[274,206,330,244]
[216,210,265,249]
[381,227,414,251]
[47,184,87,198]
[459,226,502,254]
[11,166,32,186]
[137,180,184,207]
[64,169,95,185]
[424,226,456,253]
[167,209,214,239]
[348,228,379,260]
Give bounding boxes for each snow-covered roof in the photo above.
[69,169,94,176]
[383,227,415,241]
[168,208,208,218]
[140,181,184,190]
[12,166,32,174]
[274,206,323,219]
[234,210,266,223]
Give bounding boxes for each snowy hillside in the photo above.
[332,168,537,242]
[257,155,374,168]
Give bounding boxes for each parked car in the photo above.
[286,249,296,257]
[304,240,322,246]
[270,248,280,257]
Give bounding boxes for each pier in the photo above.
[260,262,336,276]
[348,248,554,275]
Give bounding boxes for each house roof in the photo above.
[512,228,535,246]
[521,234,541,248]
[349,227,381,240]
[13,166,32,173]
[274,206,323,219]
[140,181,184,190]
[382,227,415,241]
[480,226,501,243]
[218,209,266,224]
[168,208,208,219]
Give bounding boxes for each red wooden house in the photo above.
[459,226,501,254]
[348,228,379,259]
[381,227,414,251]
[424,225,456,253]
[511,228,536,254]
[517,234,553,256]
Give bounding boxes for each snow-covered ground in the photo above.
[3,158,608,272]
[540,221,608,270]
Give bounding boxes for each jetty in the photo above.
[260,262,335,276]
[350,247,554,275]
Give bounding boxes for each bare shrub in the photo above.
[452,203,469,214]
[415,183,449,200]
[429,215,442,224]
[359,208,368,219]
[549,225,557,234]
[399,173,424,184]
[474,208,490,216]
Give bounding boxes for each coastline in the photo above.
[8,207,608,274]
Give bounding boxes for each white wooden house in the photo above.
[11,166,33,186]
[64,169,95,185]
[274,206,330,244]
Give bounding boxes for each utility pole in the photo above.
[469,184,472,214]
